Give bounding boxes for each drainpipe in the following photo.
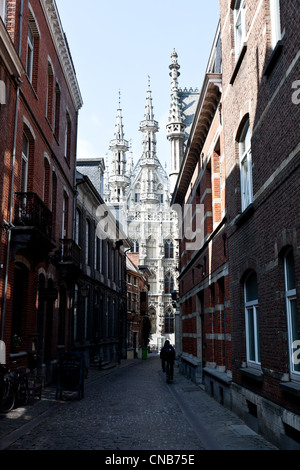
[223,284,227,372]
[1,79,21,341]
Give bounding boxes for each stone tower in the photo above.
[105,83,179,349]
[167,50,186,195]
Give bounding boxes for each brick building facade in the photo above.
[174,0,300,449]
[74,166,130,367]
[0,0,82,381]
[172,25,231,400]
[126,254,150,359]
[221,0,300,448]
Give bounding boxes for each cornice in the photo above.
[40,0,83,111]
[0,18,24,77]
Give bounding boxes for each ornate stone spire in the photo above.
[167,49,186,195]
[139,79,159,166]
[138,81,160,203]
[109,92,130,204]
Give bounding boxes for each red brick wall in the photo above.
[221,0,300,412]
[1,0,80,360]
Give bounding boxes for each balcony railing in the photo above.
[14,192,52,240]
[59,239,81,266]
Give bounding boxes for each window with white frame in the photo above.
[62,192,69,239]
[26,7,40,89]
[26,24,34,82]
[270,0,281,50]
[54,83,61,139]
[43,156,50,205]
[244,271,260,366]
[75,208,81,246]
[64,112,71,162]
[233,0,246,59]
[0,0,6,23]
[21,133,29,193]
[239,119,253,212]
[85,219,90,266]
[284,250,300,375]
[46,62,54,125]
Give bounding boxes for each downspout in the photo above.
[1,80,21,341]
[223,284,227,372]
[69,111,80,352]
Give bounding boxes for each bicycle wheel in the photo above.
[0,380,15,413]
[17,377,29,407]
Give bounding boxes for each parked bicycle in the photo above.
[0,363,29,413]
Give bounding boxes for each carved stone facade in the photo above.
[105,85,179,350]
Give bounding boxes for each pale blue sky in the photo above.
[55,0,220,170]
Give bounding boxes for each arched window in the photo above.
[165,308,174,334]
[284,249,300,375]
[130,239,139,253]
[54,82,61,139]
[64,112,72,163]
[165,273,174,294]
[238,118,253,211]
[244,271,260,366]
[43,155,50,205]
[46,61,54,125]
[164,239,174,259]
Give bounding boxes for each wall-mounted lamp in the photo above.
[80,285,89,298]
[196,264,205,276]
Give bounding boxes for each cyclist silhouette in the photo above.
[160,340,175,382]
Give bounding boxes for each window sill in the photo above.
[279,381,300,397]
[230,43,247,85]
[204,367,232,385]
[263,40,283,77]
[240,366,263,382]
[25,74,39,100]
[235,203,255,227]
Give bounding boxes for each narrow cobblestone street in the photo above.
[0,355,278,453]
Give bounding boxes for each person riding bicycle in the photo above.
[160,340,175,380]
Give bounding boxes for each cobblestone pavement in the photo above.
[0,355,278,452]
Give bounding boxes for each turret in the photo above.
[167,50,186,195]
[109,93,130,204]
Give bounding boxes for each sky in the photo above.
[55,0,220,172]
